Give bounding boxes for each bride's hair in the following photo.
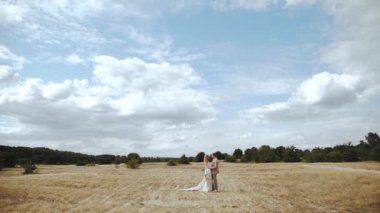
[203,155,208,164]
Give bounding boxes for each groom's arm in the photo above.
[209,160,217,169]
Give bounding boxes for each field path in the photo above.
[307,164,380,174]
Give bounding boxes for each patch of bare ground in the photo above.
[0,162,379,212]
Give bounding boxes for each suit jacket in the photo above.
[210,158,219,174]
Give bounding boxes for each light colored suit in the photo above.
[210,157,219,191]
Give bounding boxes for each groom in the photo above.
[210,152,219,192]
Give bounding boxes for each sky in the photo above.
[0,0,379,157]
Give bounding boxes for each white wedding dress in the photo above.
[183,163,212,192]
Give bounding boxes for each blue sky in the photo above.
[0,0,379,156]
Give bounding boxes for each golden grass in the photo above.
[0,162,379,212]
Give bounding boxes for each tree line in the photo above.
[0,132,379,169]
[181,132,380,163]
[0,146,143,169]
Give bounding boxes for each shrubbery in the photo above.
[225,155,237,163]
[76,160,87,166]
[167,160,177,166]
[126,158,140,169]
[178,154,190,164]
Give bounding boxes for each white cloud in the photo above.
[0,45,26,69]
[211,0,280,11]
[241,72,365,122]
[211,0,316,10]
[0,66,20,86]
[0,55,216,155]
[284,0,316,7]
[0,1,27,25]
[242,0,380,123]
[65,54,83,65]
[126,28,204,63]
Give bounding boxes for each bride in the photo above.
[182,154,212,192]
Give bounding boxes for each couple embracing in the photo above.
[183,152,219,192]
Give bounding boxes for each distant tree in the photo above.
[274,146,286,162]
[126,158,140,169]
[243,148,253,162]
[195,152,205,162]
[95,155,115,164]
[257,145,276,163]
[369,145,380,161]
[366,132,380,148]
[240,155,250,163]
[356,140,371,161]
[213,151,225,160]
[327,151,343,162]
[233,148,243,159]
[167,160,177,166]
[0,152,17,168]
[127,153,142,164]
[334,143,359,162]
[283,146,301,162]
[365,132,380,161]
[225,155,237,163]
[178,154,190,164]
[76,160,87,166]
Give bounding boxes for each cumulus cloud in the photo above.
[241,72,365,122]
[0,45,26,69]
[211,0,316,10]
[0,53,216,154]
[0,1,27,25]
[65,54,83,65]
[242,0,380,123]
[0,66,20,87]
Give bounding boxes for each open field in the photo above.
[1,162,379,212]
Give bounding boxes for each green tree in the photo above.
[0,152,17,167]
[224,155,237,163]
[178,154,190,164]
[127,153,142,164]
[243,148,253,162]
[274,146,286,162]
[366,132,380,148]
[257,145,275,163]
[283,146,301,162]
[215,151,226,160]
[194,152,205,162]
[233,148,243,159]
[327,151,343,162]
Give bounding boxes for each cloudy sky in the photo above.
[0,0,379,156]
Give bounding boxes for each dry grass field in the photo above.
[1,162,379,212]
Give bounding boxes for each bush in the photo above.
[86,162,96,166]
[76,160,87,166]
[369,145,380,161]
[127,153,142,164]
[194,152,205,162]
[327,151,343,162]
[126,159,140,169]
[283,146,302,162]
[225,155,237,163]
[167,160,177,166]
[240,155,250,163]
[178,154,190,164]
[0,152,17,168]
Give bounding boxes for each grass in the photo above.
[0,162,379,212]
